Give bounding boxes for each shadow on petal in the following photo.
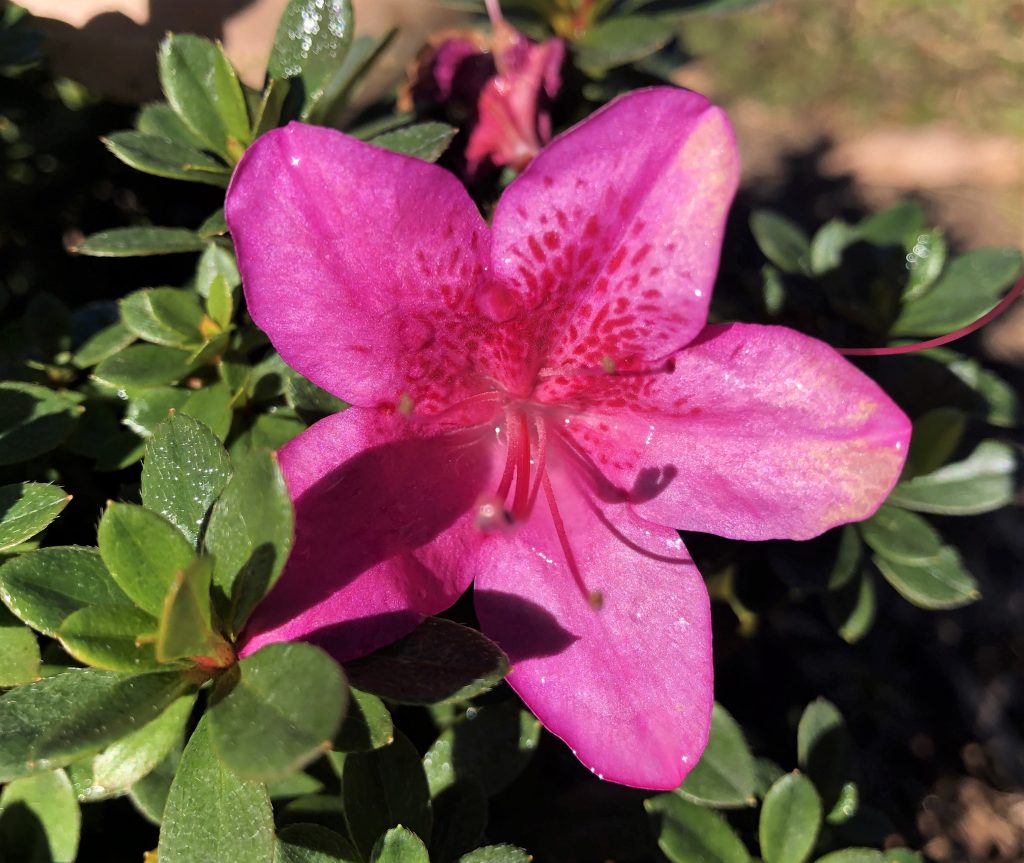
[301,610,425,664]
[474,589,578,661]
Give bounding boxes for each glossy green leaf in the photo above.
[71,693,194,801]
[346,617,509,705]
[339,732,433,859]
[797,699,850,811]
[238,412,308,452]
[873,547,979,609]
[204,449,293,633]
[753,757,786,798]
[0,769,80,863]
[136,101,207,149]
[63,401,144,471]
[209,642,347,782]
[808,218,856,275]
[123,387,189,437]
[277,823,359,863]
[430,776,487,862]
[814,851,884,863]
[458,847,531,863]
[678,702,757,808]
[72,227,206,257]
[759,772,822,863]
[280,794,347,833]
[285,373,348,419]
[128,742,181,824]
[0,482,69,551]
[0,667,197,781]
[71,321,136,368]
[181,381,233,441]
[268,0,354,120]
[97,502,196,616]
[423,701,541,797]
[207,273,234,329]
[120,287,206,347]
[0,381,80,466]
[372,123,457,162]
[334,688,393,752]
[0,605,39,686]
[645,793,750,863]
[0,546,132,636]
[158,34,251,162]
[858,505,943,565]
[141,411,233,548]
[372,826,430,863]
[902,229,947,301]
[856,201,925,246]
[889,440,1016,516]
[902,407,966,479]
[826,781,859,825]
[750,210,811,276]
[156,556,230,664]
[828,525,862,590]
[93,344,197,389]
[882,851,923,863]
[159,717,275,863]
[892,248,1023,336]
[195,243,240,297]
[824,568,876,644]
[944,353,1019,427]
[56,604,160,672]
[197,208,229,238]
[574,16,672,71]
[103,131,230,186]
[313,29,396,124]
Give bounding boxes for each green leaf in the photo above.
[159,716,275,863]
[825,781,859,825]
[0,381,80,466]
[181,381,234,441]
[858,505,943,565]
[372,826,430,863]
[892,248,1023,336]
[828,525,862,590]
[158,34,252,162]
[195,243,240,298]
[753,757,786,798]
[75,693,194,800]
[120,287,206,347]
[156,556,231,664]
[0,667,197,781]
[97,502,196,617]
[0,483,69,551]
[430,777,487,862]
[372,123,457,162]
[208,642,348,782]
[645,793,750,863]
[312,29,396,125]
[71,227,206,257]
[678,702,757,808]
[93,343,197,388]
[423,701,540,797]
[873,547,979,610]
[136,102,207,149]
[253,77,292,135]
[797,699,850,811]
[268,0,355,120]
[856,201,925,246]
[750,210,812,276]
[197,208,229,238]
[0,769,80,863]
[338,732,433,859]
[123,387,190,437]
[889,440,1017,516]
[458,847,531,863]
[759,772,822,863]
[574,16,672,71]
[141,411,233,548]
[902,407,966,479]
[277,823,359,863]
[0,605,39,686]
[103,131,230,186]
[346,617,509,705]
[902,229,947,301]
[882,851,923,863]
[128,742,181,823]
[204,449,294,633]
[207,273,234,329]
[71,321,136,369]
[285,373,348,419]
[56,604,161,672]
[809,219,856,275]
[0,546,132,636]
[334,688,394,752]
[824,568,876,644]
[814,852,884,863]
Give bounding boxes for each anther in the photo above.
[474,495,515,533]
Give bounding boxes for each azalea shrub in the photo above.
[0,1,1022,861]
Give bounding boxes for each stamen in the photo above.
[511,411,532,520]
[495,409,520,501]
[405,389,501,424]
[536,358,674,380]
[523,415,548,516]
[542,471,602,610]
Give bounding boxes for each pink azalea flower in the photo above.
[225,87,911,789]
[406,2,564,176]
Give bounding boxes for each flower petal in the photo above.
[552,323,912,541]
[226,123,492,412]
[487,87,738,379]
[240,407,500,660]
[473,468,712,789]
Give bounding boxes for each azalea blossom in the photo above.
[404,0,564,175]
[225,87,911,789]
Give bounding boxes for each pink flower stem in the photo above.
[836,274,1024,357]
[484,0,505,26]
